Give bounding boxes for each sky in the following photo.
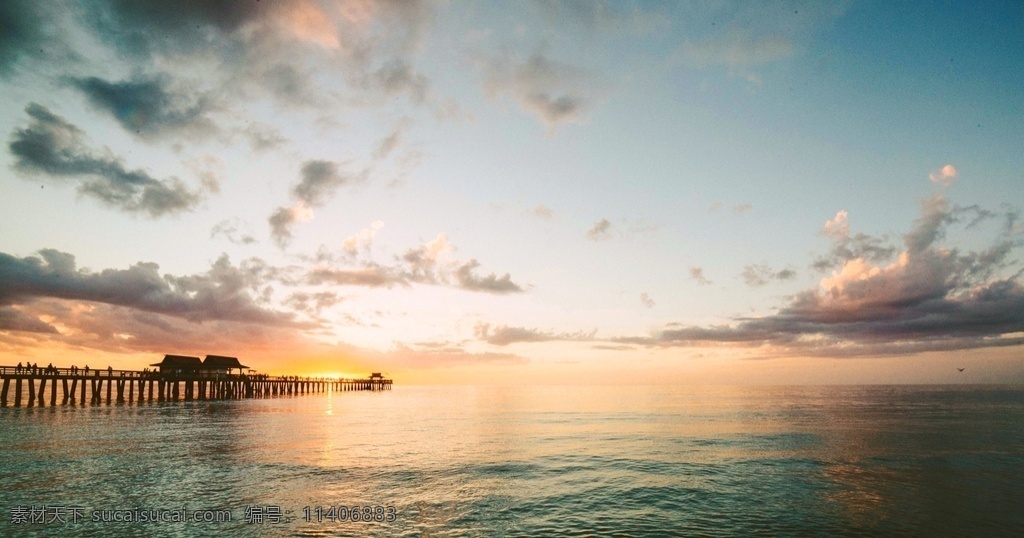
[1,0,1022,384]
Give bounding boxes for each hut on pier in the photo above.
[202,355,249,377]
[151,355,202,375]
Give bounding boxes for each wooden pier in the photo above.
[0,365,391,407]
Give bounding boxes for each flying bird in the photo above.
[957,367,965,372]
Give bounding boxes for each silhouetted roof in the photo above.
[151,355,203,369]
[202,355,249,370]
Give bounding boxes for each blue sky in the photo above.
[1,1,1022,383]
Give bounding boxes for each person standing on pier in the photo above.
[84,365,89,375]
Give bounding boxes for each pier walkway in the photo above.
[0,365,391,407]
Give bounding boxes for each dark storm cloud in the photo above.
[0,249,301,328]
[67,74,216,139]
[8,103,206,216]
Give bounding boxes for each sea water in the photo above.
[1,385,1022,537]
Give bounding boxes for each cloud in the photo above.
[388,343,528,368]
[268,202,315,249]
[78,0,439,115]
[243,122,288,152]
[929,164,958,187]
[455,260,523,294]
[741,264,797,287]
[293,160,356,206]
[710,201,752,215]
[0,249,303,330]
[0,1,55,77]
[621,193,1024,357]
[306,265,405,288]
[530,204,554,218]
[284,291,343,315]
[302,233,524,294]
[823,210,850,239]
[357,59,430,105]
[674,33,794,69]
[270,160,365,248]
[480,49,593,129]
[475,323,595,346]
[8,103,208,216]
[82,0,274,58]
[0,306,58,334]
[342,220,385,258]
[395,233,525,293]
[587,218,612,240]
[373,127,404,160]
[6,298,308,355]
[210,218,257,245]
[690,266,712,286]
[904,193,958,254]
[640,292,655,308]
[67,74,217,139]
[524,92,586,127]
[531,0,670,35]
[83,0,433,59]
[666,4,849,87]
[813,210,897,271]
[401,233,454,284]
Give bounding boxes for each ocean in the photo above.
[1,384,1022,537]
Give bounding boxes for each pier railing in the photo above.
[0,365,391,407]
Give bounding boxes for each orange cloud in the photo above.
[277,0,341,49]
[929,164,958,187]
